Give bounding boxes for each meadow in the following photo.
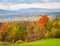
[0,38,60,46]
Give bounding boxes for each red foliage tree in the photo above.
[38,14,49,25]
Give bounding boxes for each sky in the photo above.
[0,0,60,11]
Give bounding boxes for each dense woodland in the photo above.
[0,14,60,43]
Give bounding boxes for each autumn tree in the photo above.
[0,22,9,40]
[46,17,60,38]
[38,14,49,25]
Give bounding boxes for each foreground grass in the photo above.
[0,38,60,46]
[10,38,60,46]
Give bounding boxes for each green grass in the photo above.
[0,38,60,46]
[10,38,60,46]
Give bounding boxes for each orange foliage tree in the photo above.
[38,14,49,25]
[0,22,9,40]
[37,14,49,38]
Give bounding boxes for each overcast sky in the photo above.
[0,0,60,11]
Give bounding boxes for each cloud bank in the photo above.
[0,2,60,11]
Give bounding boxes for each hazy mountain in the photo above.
[0,8,60,17]
[0,9,19,15]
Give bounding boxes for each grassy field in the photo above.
[0,38,60,46]
[10,38,60,46]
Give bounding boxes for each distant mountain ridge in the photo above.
[0,8,60,15]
